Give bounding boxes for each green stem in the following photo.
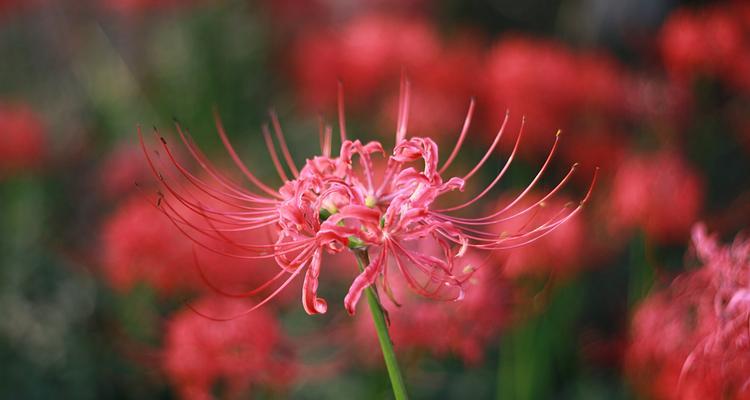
[354,250,409,400]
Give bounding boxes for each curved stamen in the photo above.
[213,110,282,198]
[439,98,475,174]
[269,110,300,177]
[462,111,511,181]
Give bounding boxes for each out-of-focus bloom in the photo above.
[101,195,284,298]
[140,81,596,317]
[607,151,702,242]
[482,37,631,160]
[355,251,512,364]
[660,2,750,92]
[99,144,153,199]
[490,194,585,279]
[102,195,196,294]
[290,14,481,137]
[164,296,297,400]
[0,102,46,178]
[626,224,750,399]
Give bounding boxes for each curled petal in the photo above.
[302,250,328,315]
[344,248,386,315]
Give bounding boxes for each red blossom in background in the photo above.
[660,1,750,93]
[99,144,154,199]
[101,194,287,299]
[290,14,481,137]
[607,151,703,243]
[481,37,631,165]
[102,195,195,294]
[0,102,46,178]
[626,224,750,399]
[163,296,297,400]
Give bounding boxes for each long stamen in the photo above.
[395,73,411,144]
[438,116,523,212]
[269,110,300,177]
[262,124,290,182]
[462,111,511,181]
[439,98,475,174]
[337,81,347,144]
[213,110,282,198]
[187,265,305,321]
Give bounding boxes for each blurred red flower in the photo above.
[0,102,46,178]
[607,151,703,242]
[164,296,297,400]
[626,224,750,399]
[290,14,481,137]
[482,37,631,161]
[99,144,153,199]
[660,2,750,93]
[101,194,286,299]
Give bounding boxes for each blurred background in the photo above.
[1,0,749,398]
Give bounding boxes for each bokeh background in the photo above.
[1,0,749,398]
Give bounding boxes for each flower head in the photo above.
[140,79,597,317]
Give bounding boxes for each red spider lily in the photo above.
[626,224,750,399]
[163,296,297,400]
[139,78,597,318]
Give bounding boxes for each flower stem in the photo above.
[354,250,409,400]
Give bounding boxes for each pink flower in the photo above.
[0,102,46,178]
[626,224,750,399]
[163,296,297,400]
[140,80,596,317]
[607,151,703,242]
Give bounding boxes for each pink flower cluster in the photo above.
[627,224,750,399]
[141,82,596,317]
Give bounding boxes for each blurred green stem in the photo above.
[354,250,409,400]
